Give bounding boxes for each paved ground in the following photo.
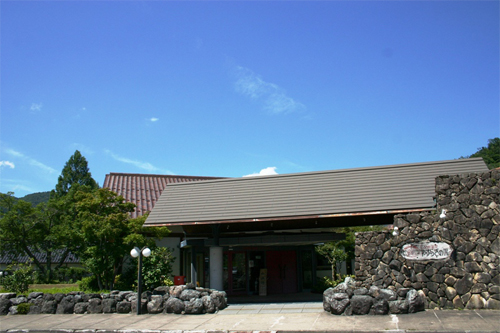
[0,302,499,333]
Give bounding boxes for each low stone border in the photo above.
[323,278,425,315]
[0,283,227,315]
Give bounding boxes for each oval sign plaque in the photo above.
[401,242,452,260]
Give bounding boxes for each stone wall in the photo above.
[0,283,227,315]
[354,169,499,309]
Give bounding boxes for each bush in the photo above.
[141,247,175,291]
[16,303,32,314]
[77,275,99,292]
[0,262,34,294]
[55,267,89,283]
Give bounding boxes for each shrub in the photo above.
[0,262,34,294]
[141,247,175,291]
[16,303,32,314]
[77,275,99,292]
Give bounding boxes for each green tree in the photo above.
[466,137,500,170]
[315,242,348,281]
[141,247,175,290]
[0,191,82,282]
[74,188,169,291]
[51,150,98,199]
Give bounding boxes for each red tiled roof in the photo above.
[103,173,224,218]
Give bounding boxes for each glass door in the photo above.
[223,251,247,294]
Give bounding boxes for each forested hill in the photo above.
[19,191,50,206]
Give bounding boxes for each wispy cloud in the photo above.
[30,103,43,112]
[105,150,173,174]
[149,117,159,122]
[4,149,57,174]
[234,66,306,115]
[0,161,15,169]
[243,166,278,177]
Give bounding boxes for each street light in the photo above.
[130,246,151,315]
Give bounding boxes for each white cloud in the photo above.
[234,66,306,114]
[105,150,173,174]
[30,103,43,112]
[71,143,94,156]
[149,117,159,122]
[0,161,15,169]
[243,166,278,177]
[4,149,57,174]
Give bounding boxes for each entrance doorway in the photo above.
[223,251,247,294]
[266,250,297,294]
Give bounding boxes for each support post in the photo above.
[209,246,223,290]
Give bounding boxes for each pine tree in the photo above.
[51,150,98,198]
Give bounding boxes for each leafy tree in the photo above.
[315,225,384,281]
[51,150,98,199]
[0,261,34,294]
[20,191,50,207]
[74,188,169,291]
[141,247,175,290]
[465,137,500,170]
[0,191,82,282]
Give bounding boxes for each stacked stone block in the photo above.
[354,169,499,309]
[0,283,227,315]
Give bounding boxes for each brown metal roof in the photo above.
[103,173,224,218]
[144,158,489,226]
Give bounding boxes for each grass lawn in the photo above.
[0,283,79,294]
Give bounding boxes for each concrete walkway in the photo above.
[0,304,499,333]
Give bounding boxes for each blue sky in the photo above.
[1,1,498,197]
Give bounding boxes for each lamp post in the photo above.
[130,246,151,315]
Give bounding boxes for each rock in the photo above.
[27,305,41,314]
[118,291,133,300]
[9,305,18,315]
[186,282,196,289]
[201,295,216,313]
[327,293,350,315]
[102,298,117,313]
[41,300,57,314]
[116,301,131,314]
[0,298,11,315]
[466,294,485,309]
[465,262,482,273]
[153,286,170,296]
[43,294,55,301]
[28,292,43,300]
[11,296,28,306]
[372,299,389,315]
[368,286,380,298]
[179,289,201,301]
[455,275,473,295]
[0,293,16,300]
[353,287,368,295]
[56,296,75,314]
[184,298,204,314]
[88,298,103,314]
[350,295,373,315]
[74,302,89,314]
[169,285,186,298]
[131,299,147,314]
[389,300,408,314]
[147,295,164,314]
[165,297,185,314]
[406,290,425,313]
[332,282,354,298]
[485,298,500,309]
[474,273,491,284]
[377,289,397,301]
[445,287,457,300]
[210,291,227,310]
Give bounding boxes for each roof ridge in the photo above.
[106,172,222,179]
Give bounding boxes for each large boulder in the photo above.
[88,298,103,314]
[102,298,117,313]
[184,298,204,314]
[165,297,185,314]
[56,295,75,314]
[372,299,389,315]
[116,301,131,314]
[179,289,201,301]
[406,289,425,313]
[147,295,164,314]
[41,300,57,314]
[210,291,227,310]
[329,293,350,315]
[74,302,89,314]
[201,295,216,313]
[388,300,408,314]
[350,295,373,315]
[0,298,11,315]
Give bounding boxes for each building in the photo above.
[102,172,223,275]
[143,158,489,295]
